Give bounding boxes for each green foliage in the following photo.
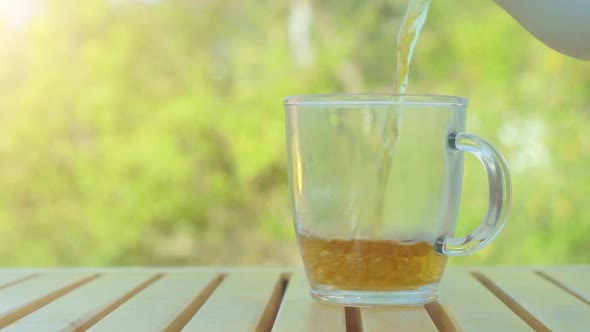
[0,0,588,266]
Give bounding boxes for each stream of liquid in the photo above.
[298,0,439,290]
[372,0,432,234]
[396,0,432,95]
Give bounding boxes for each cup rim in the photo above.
[284,93,468,107]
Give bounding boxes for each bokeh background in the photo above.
[0,0,588,267]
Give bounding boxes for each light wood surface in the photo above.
[3,273,156,332]
[438,269,533,331]
[0,266,586,331]
[272,273,346,332]
[0,272,97,329]
[181,271,282,331]
[480,267,590,331]
[541,266,590,304]
[361,306,438,332]
[87,272,218,332]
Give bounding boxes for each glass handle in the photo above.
[435,131,512,256]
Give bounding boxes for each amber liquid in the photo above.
[298,234,447,291]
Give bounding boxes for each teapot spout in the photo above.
[493,0,590,60]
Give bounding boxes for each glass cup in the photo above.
[284,94,511,306]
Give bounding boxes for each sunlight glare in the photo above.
[0,0,37,30]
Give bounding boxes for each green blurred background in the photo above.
[0,0,588,266]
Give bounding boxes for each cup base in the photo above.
[310,284,440,307]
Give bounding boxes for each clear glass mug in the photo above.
[284,94,511,306]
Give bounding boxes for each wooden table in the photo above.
[0,266,588,331]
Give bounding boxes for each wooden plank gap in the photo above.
[0,274,40,290]
[257,273,290,332]
[163,273,226,332]
[471,272,551,332]
[345,307,363,332]
[270,272,346,331]
[73,273,164,332]
[0,274,101,329]
[535,271,590,306]
[424,301,461,332]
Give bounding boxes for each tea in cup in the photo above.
[285,94,511,306]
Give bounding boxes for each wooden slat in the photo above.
[539,267,590,304]
[182,271,282,331]
[87,272,219,332]
[362,306,438,332]
[0,273,37,289]
[1,273,159,332]
[0,267,586,331]
[272,273,346,332]
[478,268,590,331]
[438,269,532,331]
[0,272,97,328]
